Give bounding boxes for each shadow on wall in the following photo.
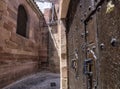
[48,25,60,73]
[0,0,60,88]
[38,20,60,73]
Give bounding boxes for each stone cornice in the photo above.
[26,0,44,18]
[59,0,70,19]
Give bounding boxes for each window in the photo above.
[16,5,28,37]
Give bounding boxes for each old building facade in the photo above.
[0,0,62,88]
[66,0,120,89]
[0,0,50,88]
[44,6,60,73]
[1,0,120,89]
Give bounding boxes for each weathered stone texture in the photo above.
[66,0,120,89]
[0,0,48,88]
[43,7,60,73]
[97,1,120,89]
[48,24,60,73]
[58,19,68,89]
[66,1,85,88]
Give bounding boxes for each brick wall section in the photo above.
[0,0,48,88]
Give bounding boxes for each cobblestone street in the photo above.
[3,72,60,89]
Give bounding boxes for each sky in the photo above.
[35,1,52,13]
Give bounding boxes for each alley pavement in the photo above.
[3,71,60,89]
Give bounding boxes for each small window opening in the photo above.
[16,5,28,37]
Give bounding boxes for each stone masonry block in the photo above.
[5,40,18,49]
[3,22,14,31]
[62,67,67,78]
[7,7,17,21]
[0,28,11,40]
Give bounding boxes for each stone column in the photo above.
[58,19,68,89]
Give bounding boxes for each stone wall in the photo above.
[66,0,120,89]
[48,24,60,73]
[60,19,68,89]
[66,0,87,89]
[44,8,60,73]
[0,0,48,88]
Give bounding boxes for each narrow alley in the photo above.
[0,0,120,89]
[3,72,60,89]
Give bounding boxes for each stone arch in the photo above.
[16,5,29,38]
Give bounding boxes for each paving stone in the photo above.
[3,72,60,89]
